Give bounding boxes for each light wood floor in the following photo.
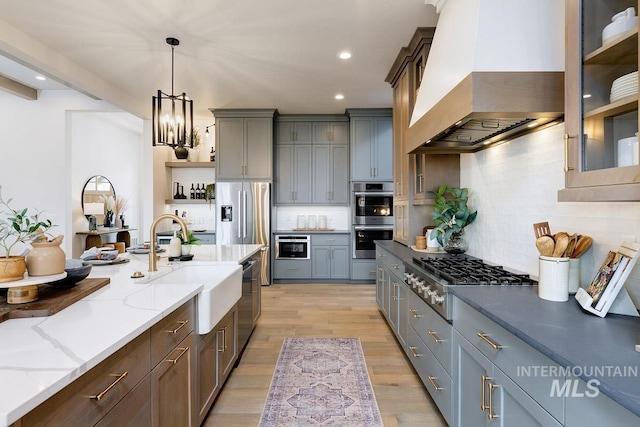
[203,283,447,426]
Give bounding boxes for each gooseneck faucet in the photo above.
[149,213,189,272]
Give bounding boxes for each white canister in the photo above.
[307,215,317,229]
[538,256,570,302]
[426,228,441,251]
[318,215,327,229]
[617,134,639,167]
[296,215,307,229]
[568,258,580,293]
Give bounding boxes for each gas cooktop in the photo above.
[413,256,537,286]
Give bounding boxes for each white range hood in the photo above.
[407,0,565,153]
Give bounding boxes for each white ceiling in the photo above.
[0,0,438,122]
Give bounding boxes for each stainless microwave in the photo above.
[275,235,310,259]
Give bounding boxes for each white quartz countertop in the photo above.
[0,243,263,426]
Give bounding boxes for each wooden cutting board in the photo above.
[0,278,110,323]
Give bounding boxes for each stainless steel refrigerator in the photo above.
[216,181,270,285]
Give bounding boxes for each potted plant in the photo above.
[0,186,55,282]
[429,184,477,254]
[177,230,201,256]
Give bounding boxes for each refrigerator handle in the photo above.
[237,190,242,239]
[243,190,248,238]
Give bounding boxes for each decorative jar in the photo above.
[444,229,469,254]
[26,239,65,276]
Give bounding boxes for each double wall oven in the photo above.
[352,182,394,259]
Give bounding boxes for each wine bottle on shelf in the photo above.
[190,184,195,199]
[195,183,201,199]
[200,183,206,200]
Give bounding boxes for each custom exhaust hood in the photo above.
[407,0,565,154]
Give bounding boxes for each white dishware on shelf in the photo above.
[602,7,638,45]
[610,71,638,103]
[617,134,639,167]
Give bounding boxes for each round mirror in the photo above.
[81,175,115,226]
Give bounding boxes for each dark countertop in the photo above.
[374,240,640,417]
[450,286,640,417]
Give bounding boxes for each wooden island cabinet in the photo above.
[17,298,240,427]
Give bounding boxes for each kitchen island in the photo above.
[0,244,262,427]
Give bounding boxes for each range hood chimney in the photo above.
[407,0,565,154]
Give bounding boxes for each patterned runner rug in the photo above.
[259,337,383,426]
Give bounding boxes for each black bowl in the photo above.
[49,260,93,288]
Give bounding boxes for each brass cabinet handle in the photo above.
[428,330,443,343]
[409,346,421,358]
[392,283,398,300]
[409,309,423,318]
[428,376,443,391]
[488,383,500,420]
[481,375,490,412]
[563,133,575,172]
[477,332,503,350]
[165,347,189,364]
[218,326,227,352]
[89,371,128,401]
[166,319,189,334]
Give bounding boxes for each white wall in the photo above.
[0,89,143,258]
[462,123,640,306]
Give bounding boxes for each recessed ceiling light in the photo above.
[338,51,352,60]
[335,94,345,100]
[35,76,46,81]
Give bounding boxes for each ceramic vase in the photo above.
[27,241,65,276]
[181,245,192,256]
[0,256,27,283]
[174,146,189,160]
[444,229,468,254]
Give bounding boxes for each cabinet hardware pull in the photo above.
[409,309,423,318]
[392,283,398,300]
[488,383,500,420]
[428,376,443,391]
[477,332,502,350]
[166,347,189,364]
[563,133,575,172]
[166,320,189,334]
[89,371,128,401]
[218,326,227,352]
[287,267,299,271]
[481,375,491,412]
[428,330,443,343]
[409,346,421,358]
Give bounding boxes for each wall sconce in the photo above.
[84,202,104,231]
[205,124,214,139]
[152,37,194,148]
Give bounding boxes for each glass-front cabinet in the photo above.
[561,0,640,201]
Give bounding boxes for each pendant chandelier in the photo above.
[152,37,194,148]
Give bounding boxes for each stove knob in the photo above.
[432,294,445,305]
[421,285,431,296]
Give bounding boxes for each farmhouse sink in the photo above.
[144,264,242,334]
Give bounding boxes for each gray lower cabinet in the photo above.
[311,234,350,279]
[454,298,564,427]
[564,379,640,426]
[275,144,312,204]
[351,259,377,281]
[455,332,562,427]
[273,259,312,280]
[312,144,349,204]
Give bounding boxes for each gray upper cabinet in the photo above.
[278,121,312,144]
[347,109,393,181]
[313,122,349,144]
[275,115,349,205]
[313,144,349,204]
[211,109,276,181]
[275,144,312,204]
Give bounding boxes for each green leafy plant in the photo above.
[177,230,201,246]
[204,183,215,207]
[429,184,477,246]
[0,186,54,258]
